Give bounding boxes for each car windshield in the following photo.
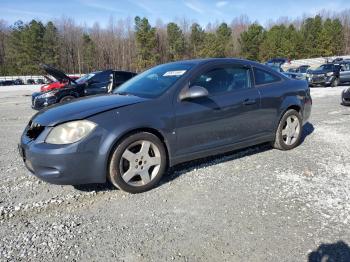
[75,73,96,84]
[114,63,194,98]
[317,64,333,71]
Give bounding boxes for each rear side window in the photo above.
[191,66,251,95]
[253,67,281,85]
[115,72,134,82]
[91,71,110,83]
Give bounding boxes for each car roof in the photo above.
[161,58,262,67]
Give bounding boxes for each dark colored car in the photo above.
[36,79,45,85]
[27,79,36,85]
[342,87,350,106]
[306,64,341,87]
[19,58,312,193]
[267,58,289,64]
[14,78,24,85]
[0,80,15,86]
[31,65,136,110]
[266,63,305,80]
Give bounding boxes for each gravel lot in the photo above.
[0,86,350,261]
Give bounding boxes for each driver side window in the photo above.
[190,66,251,96]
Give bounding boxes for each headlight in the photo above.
[326,72,333,77]
[306,73,311,78]
[45,120,97,144]
[38,91,57,99]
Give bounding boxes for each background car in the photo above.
[266,63,305,80]
[14,78,24,85]
[337,61,350,84]
[342,87,350,106]
[20,58,312,193]
[26,79,35,85]
[36,79,45,85]
[266,58,290,64]
[32,65,136,110]
[306,63,341,87]
[40,66,80,92]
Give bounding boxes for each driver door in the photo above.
[174,64,262,156]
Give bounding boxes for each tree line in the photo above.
[0,11,350,76]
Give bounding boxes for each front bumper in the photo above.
[32,92,57,110]
[307,75,335,86]
[19,124,107,185]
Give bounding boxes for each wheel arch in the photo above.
[274,97,303,132]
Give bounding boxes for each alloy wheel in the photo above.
[119,140,162,186]
[281,115,300,146]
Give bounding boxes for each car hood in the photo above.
[41,64,76,83]
[32,94,148,126]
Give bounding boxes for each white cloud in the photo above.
[216,1,228,8]
[184,1,204,14]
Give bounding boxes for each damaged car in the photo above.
[19,58,312,193]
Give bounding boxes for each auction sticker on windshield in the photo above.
[163,70,187,77]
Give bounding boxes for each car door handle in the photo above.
[242,99,256,106]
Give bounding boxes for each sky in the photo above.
[1,0,350,27]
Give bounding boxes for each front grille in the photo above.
[26,120,45,140]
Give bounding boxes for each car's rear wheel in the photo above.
[108,132,167,193]
[273,109,302,150]
[60,95,75,103]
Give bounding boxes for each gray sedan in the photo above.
[19,58,312,193]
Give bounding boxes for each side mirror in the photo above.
[179,85,209,101]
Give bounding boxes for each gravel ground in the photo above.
[0,86,350,261]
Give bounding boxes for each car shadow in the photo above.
[74,122,315,192]
[308,241,350,262]
[301,122,314,143]
[161,122,315,186]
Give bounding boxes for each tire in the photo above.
[272,109,303,151]
[108,132,167,193]
[331,77,339,87]
[60,95,75,103]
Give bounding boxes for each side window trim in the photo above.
[189,64,253,97]
[253,66,283,87]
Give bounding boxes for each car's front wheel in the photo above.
[108,132,167,193]
[273,109,302,150]
[60,95,75,103]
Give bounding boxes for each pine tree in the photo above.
[216,23,232,57]
[189,23,205,58]
[134,16,159,71]
[42,21,59,67]
[239,23,265,61]
[166,22,185,61]
[82,34,96,72]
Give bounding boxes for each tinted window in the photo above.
[191,66,251,95]
[115,72,133,82]
[254,68,281,85]
[91,71,111,83]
